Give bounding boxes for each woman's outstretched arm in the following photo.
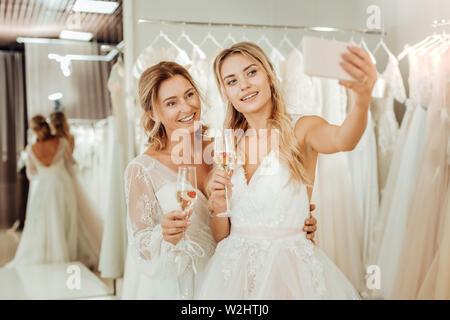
[295,46,377,154]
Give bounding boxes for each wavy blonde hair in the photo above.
[138,61,206,151]
[213,42,311,186]
[50,111,72,140]
[30,115,53,141]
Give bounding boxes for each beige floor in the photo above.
[0,228,122,300]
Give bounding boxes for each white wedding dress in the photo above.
[311,79,366,293]
[6,139,78,267]
[122,154,216,299]
[196,150,360,300]
[189,49,227,130]
[97,60,131,279]
[392,49,449,300]
[280,49,323,117]
[373,51,429,299]
[371,53,407,196]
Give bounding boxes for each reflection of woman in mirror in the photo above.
[51,110,103,270]
[6,115,79,267]
[50,111,75,152]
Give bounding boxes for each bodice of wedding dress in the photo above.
[25,138,76,180]
[371,53,407,195]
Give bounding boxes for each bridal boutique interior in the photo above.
[0,0,449,300]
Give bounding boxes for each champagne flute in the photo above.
[177,166,198,221]
[214,129,236,218]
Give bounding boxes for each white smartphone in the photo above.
[302,36,357,81]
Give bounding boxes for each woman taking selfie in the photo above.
[197,42,377,299]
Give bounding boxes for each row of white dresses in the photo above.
[373,47,450,299]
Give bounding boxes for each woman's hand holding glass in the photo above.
[161,209,193,245]
[206,168,234,217]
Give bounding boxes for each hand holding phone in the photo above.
[302,36,358,81]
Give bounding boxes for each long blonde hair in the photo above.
[138,61,206,151]
[213,42,311,186]
[30,115,53,141]
[50,111,71,140]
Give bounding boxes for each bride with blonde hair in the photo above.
[197,42,377,299]
[49,110,104,270]
[50,111,75,151]
[6,115,78,267]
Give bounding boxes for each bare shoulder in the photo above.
[294,115,326,146]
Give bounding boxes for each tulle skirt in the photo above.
[196,228,361,300]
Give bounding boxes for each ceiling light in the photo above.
[48,93,63,101]
[59,30,94,41]
[72,0,119,14]
[60,58,72,77]
[310,26,337,32]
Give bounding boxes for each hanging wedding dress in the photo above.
[392,49,450,300]
[370,54,419,268]
[373,50,429,299]
[311,78,366,294]
[196,150,360,299]
[281,49,323,117]
[97,60,130,278]
[188,48,227,130]
[6,139,78,267]
[122,154,216,299]
[269,47,286,84]
[346,93,379,270]
[371,53,407,196]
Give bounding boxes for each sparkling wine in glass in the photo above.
[177,166,198,220]
[214,129,236,218]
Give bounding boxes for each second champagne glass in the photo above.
[214,129,236,218]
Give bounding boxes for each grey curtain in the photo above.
[0,51,28,229]
[24,42,112,120]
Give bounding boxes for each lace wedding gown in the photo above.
[122,154,216,299]
[373,50,429,299]
[280,49,323,117]
[311,79,366,293]
[196,150,360,299]
[189,49,227,130]
[346,100,379,269]
[392,49,450,300]
[371,53,407,196]
[6,139,78,267]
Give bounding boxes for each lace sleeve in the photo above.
[25,145,37,180]
[124,162,194,279]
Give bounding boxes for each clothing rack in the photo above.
[138,18,385,35]
[69,118,108,127]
